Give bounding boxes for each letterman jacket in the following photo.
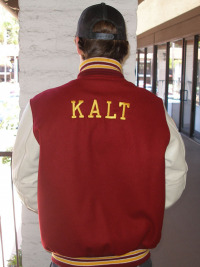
[12,58,187,267]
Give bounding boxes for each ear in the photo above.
[75,36,83,56]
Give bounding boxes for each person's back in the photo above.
[30,58,169,256]
[12,3,187,267]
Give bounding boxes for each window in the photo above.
[181,38,194,135]
[137,48,145,88]
[168,40,182,127]
[146,46,153,92]
[157,44,167,101]
[194,37,200,140]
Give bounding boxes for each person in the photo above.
[12,3,188,267]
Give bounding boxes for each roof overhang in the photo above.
[0,0,19,18]
[137,6,200,48]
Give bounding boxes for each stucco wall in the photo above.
[18,0,138,266]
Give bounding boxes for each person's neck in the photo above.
[79,55,84,64]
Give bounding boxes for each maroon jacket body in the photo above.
[30,58,170,266]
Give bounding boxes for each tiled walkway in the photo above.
[151,135,200,266]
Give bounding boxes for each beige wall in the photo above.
[137,0,200,35]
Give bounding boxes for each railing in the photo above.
[0,152,19,267]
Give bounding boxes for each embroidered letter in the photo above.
[119,102,130,120]
[71,100,84,118]
[105,101,117,119]
[88,99,102,118]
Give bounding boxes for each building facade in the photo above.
[136,5,200,142]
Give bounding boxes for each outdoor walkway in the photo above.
[151,135,200,266]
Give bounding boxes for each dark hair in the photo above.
[77,21,129,63]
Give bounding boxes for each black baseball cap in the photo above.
[76,3,127,41]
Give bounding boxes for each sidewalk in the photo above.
[151,135,200,266]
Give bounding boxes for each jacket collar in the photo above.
[79,57,122,73]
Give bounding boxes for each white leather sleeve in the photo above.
[164,108,188,208]
[12,102,39,213]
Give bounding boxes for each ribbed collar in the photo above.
[79,57,122,73]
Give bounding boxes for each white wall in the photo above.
[18,0,138,266]
[137,0,200,35]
